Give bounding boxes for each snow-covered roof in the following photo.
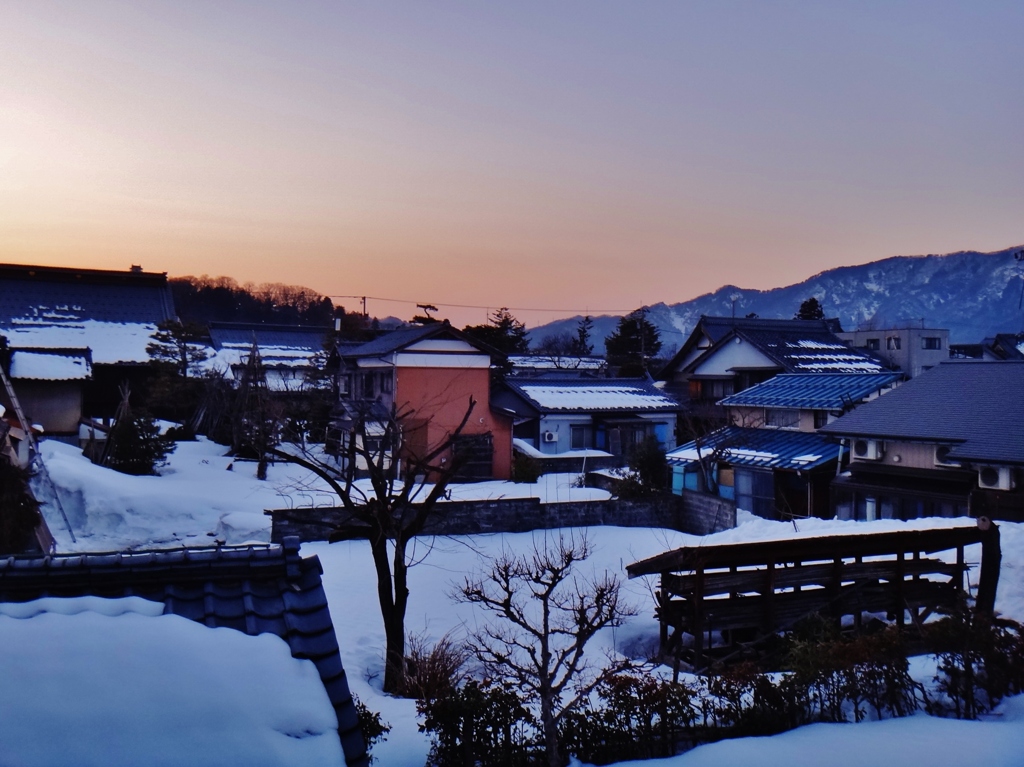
[667,317,891,378]
[0,264,176,365]
[512,437,613,459]
[9,348,92,381]
[1,320,161,366]
[508,379,681,413]
[0,596,345,767]
[720,372,902,410]
[0,539,368,766]
[667,425,842,471]
[508,355,607,372]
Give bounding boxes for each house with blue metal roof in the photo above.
[667,371,902,520]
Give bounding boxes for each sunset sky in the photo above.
[2,2,1022,327]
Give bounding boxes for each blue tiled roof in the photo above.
[819,361,1024,466]
[667,426,843,471]
[208,322,331,353]
[0,538,368,766]
[719,372,902,410]
[0,264,175,326]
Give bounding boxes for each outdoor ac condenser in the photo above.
[852,439,882,461]
[978,466,1012,491]
[543,431,557,443]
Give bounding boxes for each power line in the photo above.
[328,294,641,315]
[328,294,690,336]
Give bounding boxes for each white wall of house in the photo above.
[691,339,776,376]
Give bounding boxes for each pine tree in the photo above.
[146,320,210,378]
[233,341,281,480]
[795,297,825,321]
[463,308,530,355]
[570,315,594,356]
[605,308,661,376]
[104,387,175,476]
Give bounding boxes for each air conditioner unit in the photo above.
[852,439,883,461]
[543,431,558,443]
[978,466,1012,491]
[934,445,961,468]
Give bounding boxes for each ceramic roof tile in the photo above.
[819,361,1024,466]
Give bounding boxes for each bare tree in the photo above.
[269,396,477,695]
[457,533,636,767]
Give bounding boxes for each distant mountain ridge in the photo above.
[529,246,1024,353]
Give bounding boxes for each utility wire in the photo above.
[328,294,691,336]
[329,294,641,315]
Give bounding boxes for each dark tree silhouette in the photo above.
[605,308,662,376]
[269,397,478,695]
[795,297,825,321]
[464,308,530,355]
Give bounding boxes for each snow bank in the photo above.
[0,597,344,767]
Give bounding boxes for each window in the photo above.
[922,337,942,350]
[570,425,592,450]
[381,373,393,393]
[764,408,800,429]
[735,469,774,519]
[813,411,829,429]
[865,338,880,351]
[709,379,734,399]
[886,336,901,351]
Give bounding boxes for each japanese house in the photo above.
[820,360,1024,521]
[330,321,513,480]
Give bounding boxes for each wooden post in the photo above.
[658,586,668,652]
[693,566,705,668]
[895,550,905,629]
[956,544,966,593]
[976,518,1002,616]
[764,560,776,634]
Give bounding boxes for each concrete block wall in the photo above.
[269,490,736,543]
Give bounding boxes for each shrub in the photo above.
[927,602,1024,719]
[353,696,390,764]
[418,678,536,767]
[560,672,698,764]
[510,453,542,484]
[404,632,468,702]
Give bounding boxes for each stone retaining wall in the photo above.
[268,490,736,542]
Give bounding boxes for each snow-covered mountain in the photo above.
[529,246,1024,353]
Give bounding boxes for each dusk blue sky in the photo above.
[2,2,1022,326]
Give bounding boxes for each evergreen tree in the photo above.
[463,308,530,355]
[570,315,594,356]
[106,412,175,475]
[795,297,825,321]
[605,308,661,376]
[233,342,281,480]
[147,320,210,378]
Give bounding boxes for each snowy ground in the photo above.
[21,439,1024,766]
